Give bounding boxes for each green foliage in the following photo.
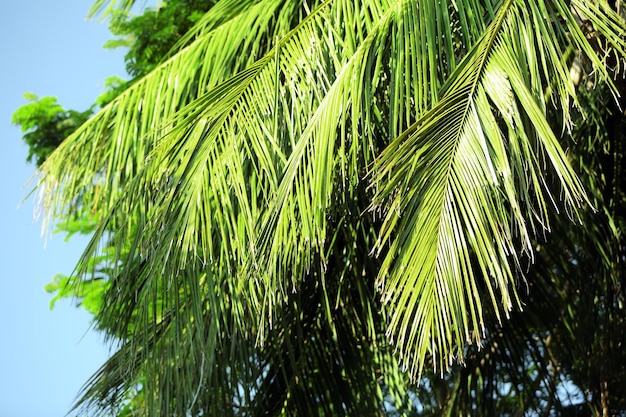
[17,0,626,415]
[405,73,626,416]
[45,273,109,315]
[44,212,111,316]
[11,94,93,166]
[96,76,129,107]
[106,0,218,77]
[17,0,218,321]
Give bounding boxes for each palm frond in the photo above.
[36,0,305,232]
[370,0,623,378]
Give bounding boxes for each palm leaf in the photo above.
[370,0,623,378]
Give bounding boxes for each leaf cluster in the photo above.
[18,0,626,415]
[11,94,93,166]
[106,0,219,77]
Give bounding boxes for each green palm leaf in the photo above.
[370,0,623,378]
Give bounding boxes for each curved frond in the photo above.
[370,0,623,378]
[37,0,306,232]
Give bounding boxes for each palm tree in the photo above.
[32,0,625,415]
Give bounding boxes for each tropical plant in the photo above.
[11,93,93,166]
[410,77,626,416]
[28,0,625,415]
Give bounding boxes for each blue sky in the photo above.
[0,1,130,415]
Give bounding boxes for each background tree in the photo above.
[11,93,93,166]
[15,0,626,415]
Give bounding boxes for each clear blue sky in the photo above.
[0,1,129,415]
